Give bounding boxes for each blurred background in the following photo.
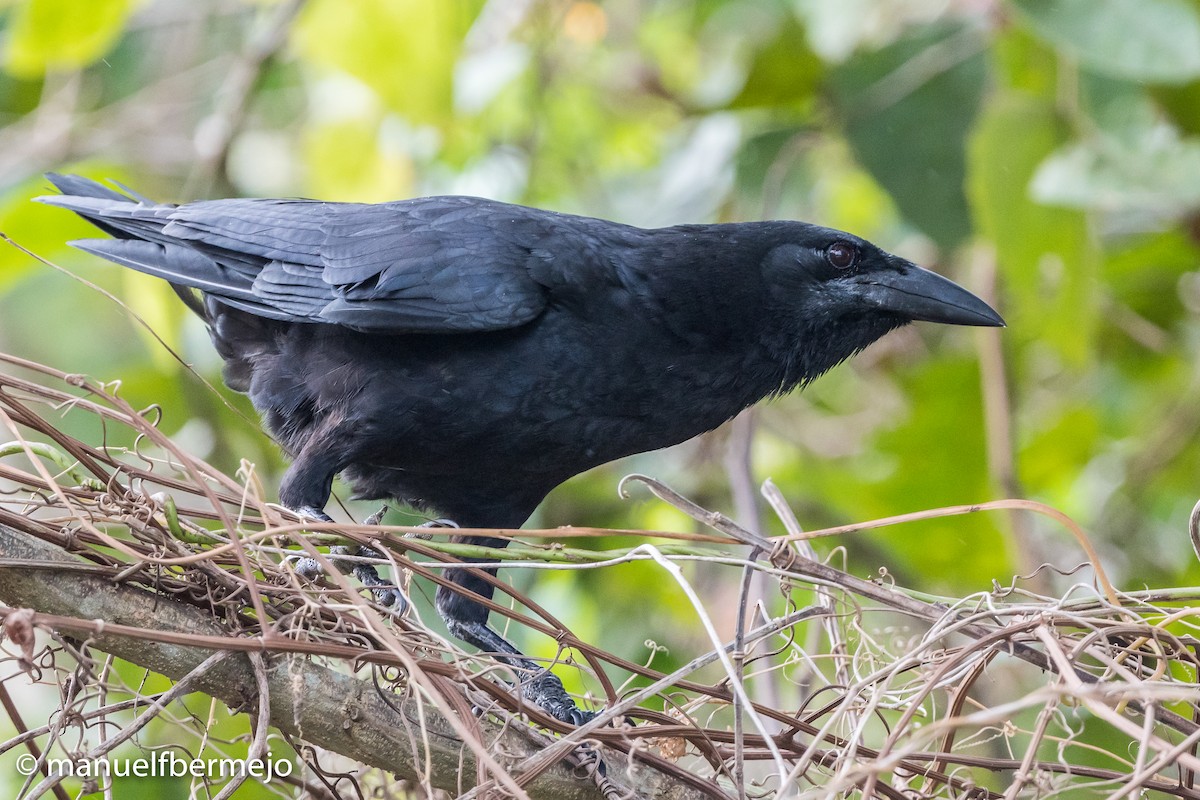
[1,0,1199,676]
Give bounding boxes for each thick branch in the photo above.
[0,524,705,800]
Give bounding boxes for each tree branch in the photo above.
[0,523,707,800]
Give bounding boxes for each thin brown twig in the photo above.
[0,354,1198,796]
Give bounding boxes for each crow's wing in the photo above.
[38,175,584,334]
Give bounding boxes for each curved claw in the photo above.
[524,683,605,777]
[525,670,593,726]
[363,505,389,526]
[289,507,336,581]
[369,585,409,615]
[343,546,409,616]
[567,706,598,726]
[406,517,458,541]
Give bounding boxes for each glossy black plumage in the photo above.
[39,173,1003,723]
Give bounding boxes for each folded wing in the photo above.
[37,175,561,334]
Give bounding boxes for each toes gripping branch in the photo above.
[289,509,596,727]
[291,507,409,614]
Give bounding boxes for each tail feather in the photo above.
[37,175,271,317]
[42,173,141,204]
[38,196,176,246]
[38,174,289,395]
[70,239,249,297]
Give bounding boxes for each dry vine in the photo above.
[0,351,1198,799]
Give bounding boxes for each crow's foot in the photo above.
[291,507,408,614]
[446,618,596,725]
[522,668,605,776]
[524,669,597,726]
[336,545,408,613]
[406,517,458,541]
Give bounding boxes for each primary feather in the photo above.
[39,176,589,333]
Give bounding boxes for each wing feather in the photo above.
[38,177,607,334]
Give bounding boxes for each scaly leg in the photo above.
[281,451,594,725]
[436,536,596,725]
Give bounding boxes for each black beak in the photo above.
[849,262,1005,327]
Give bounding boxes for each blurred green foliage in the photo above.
[2,0,1200,789]
[4,0,1200,628]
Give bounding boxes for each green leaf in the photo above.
[967,91,1099,368]
[301,118,414,202]
[0,168,125,291]
[976,73,1195,238]
[1102,229,1200,328]
[1019,407,1102,512]
[728,16,823,111]
[990,21,1059,96]
[1029,71,1200,220]
[1009,0,1200,84]
[291,0,481,126]
[871,358,1009,586]
[3,0,137,77]
[827,23,987,249]
[119,271,184,373]
[1154,80,1200,136]
[1031,132,1200,217]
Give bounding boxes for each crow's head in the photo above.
[758,224,1004,386]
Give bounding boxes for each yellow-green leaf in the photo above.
[301,119,413,202]
[967,91,1099,367]
[1010,0,1200,85]
[4,0,138,77]
[292,0,481,126]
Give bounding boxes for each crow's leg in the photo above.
[283,453,591,724]
[334,513,456,613]
[436,535,595,725]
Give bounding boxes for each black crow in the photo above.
[38,173,1003,723]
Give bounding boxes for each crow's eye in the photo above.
[826,241,858,270]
